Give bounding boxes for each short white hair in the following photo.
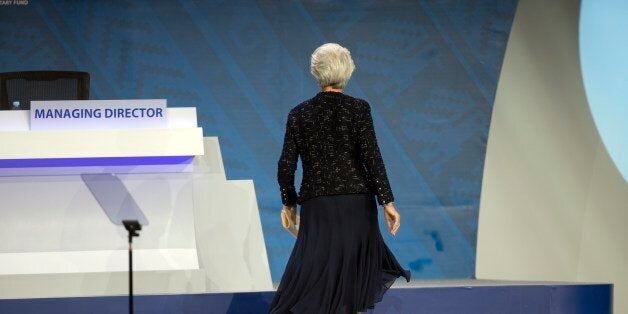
[310,43,355,89]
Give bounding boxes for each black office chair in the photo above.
[0,71,90,110]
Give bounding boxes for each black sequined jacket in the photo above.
[278,91,394,206]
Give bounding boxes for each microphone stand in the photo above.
[123,220,141,314]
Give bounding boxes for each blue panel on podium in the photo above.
[0,156,193,168]
[0,282,612,314]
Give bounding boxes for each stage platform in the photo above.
[0,280,611,313]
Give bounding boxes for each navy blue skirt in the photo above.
[268,193,411,314]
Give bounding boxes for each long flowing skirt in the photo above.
[268,193,411,314]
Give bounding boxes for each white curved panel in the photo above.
[477,0,626,312]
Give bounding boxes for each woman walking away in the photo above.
[269,43,411,314]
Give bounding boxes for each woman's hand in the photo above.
[282,204,297,223]
[281,203,299,238]
[383,202,400,236]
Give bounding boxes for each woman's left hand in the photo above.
[383,202,400,236]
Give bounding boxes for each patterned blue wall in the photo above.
[0,0,517,282]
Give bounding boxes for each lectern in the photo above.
[0,99,203,311]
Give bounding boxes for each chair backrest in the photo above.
[0,71,90,110]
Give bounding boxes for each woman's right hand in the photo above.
[383,202,400,236]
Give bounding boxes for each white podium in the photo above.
[0,103,272,299]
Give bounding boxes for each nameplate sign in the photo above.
[30,99,167,130]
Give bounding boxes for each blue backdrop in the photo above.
[0,0,518,282]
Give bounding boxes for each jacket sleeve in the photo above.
[278,110,299,206]
[357,101,394,205]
